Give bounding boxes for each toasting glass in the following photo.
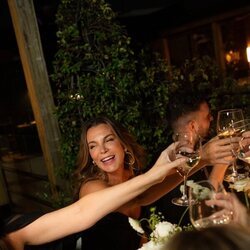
[238,121,250,174]
[216,109,244,182]
[172,131,202,206]
[189,180,233,229]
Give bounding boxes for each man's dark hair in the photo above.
[167,88,208,129]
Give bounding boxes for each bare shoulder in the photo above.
[79,179,109,198]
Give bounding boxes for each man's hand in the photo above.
[201,136,240,165]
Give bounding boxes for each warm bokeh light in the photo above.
[247,46,250,63]
[225,50,240,63]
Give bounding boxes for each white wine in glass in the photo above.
[217,109,244,138]
[238,122,250,167]
[216,109,245,182]
[172,131,202,206]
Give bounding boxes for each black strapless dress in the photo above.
[79,212,141,250]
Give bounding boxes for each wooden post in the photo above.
[7,0,62,198]
[212,22,226,76]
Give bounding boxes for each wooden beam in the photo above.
[7,0,62,198]
[163,5,250,36]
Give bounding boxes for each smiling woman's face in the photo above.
[87,123,125,173]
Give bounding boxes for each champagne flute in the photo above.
[216,109,244,182]
[172,131,202,206]
[189,180,233,229]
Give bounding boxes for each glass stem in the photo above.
[178,206,189,227]
[181,174,188,200]
[231,158,238,177]
[230,137,238,177]
[245,192,249,210]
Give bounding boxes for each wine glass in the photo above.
[238,122,250,173]
[189,180,233,230]
[217,109,244,138]
[172,131,202,206]
[226,119,250,179]
[216,109,244,182]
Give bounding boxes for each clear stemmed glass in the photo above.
[172,131,202,206]
[227,119,250,179]
[217,109,244,138]
[189,180,233,230]
[238,122,250,172]
[216,109,244,182]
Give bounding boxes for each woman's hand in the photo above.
[148,142,187,184]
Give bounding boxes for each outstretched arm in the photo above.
[134,143,185,205]
[4,146,186,249]
[132,136,240,206]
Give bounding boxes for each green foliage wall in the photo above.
[52,0,250,189]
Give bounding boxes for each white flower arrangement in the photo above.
[185,180,212,200]
[128,207,189,250]
[129,181,213,249]
[128,217,145,234]
[229,178,250,209]
[229,178,250,194]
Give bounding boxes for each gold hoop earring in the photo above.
[125,150,135,166]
